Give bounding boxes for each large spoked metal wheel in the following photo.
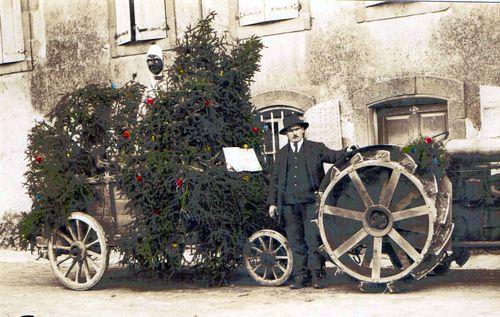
[318,148,449,285]
[48,212,108,290]
[244,230,293,286]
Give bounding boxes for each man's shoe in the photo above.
[312,275,324,289]
[289,276,308,289]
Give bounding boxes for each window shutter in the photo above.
[238,0,265,26]
[264,0,299,23]
[0,0,24,63]
[115,0,132,45]
[134,0,167,41]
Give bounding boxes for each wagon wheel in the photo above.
[319,150,438,284]
[48,212,108,290]
[244,230,293,286]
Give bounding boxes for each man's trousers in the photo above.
[282,202,323,278]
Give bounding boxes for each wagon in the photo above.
[243,139,500,291]
[40,176,132,290]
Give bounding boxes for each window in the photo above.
[258,106,304,162]
[236,0,311,39]
[0,0,24,64]
[376,98,448,146]
[108,0,176,57]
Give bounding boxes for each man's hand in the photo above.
[345,144,359,153]
[269,205,278,219]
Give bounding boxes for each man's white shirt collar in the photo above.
[291,139,304,152]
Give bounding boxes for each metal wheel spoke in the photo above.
[388,228,422,261]
[393,191,420,211]
[349,171,374,207]
[64,259,77,278]
[86,239,100,248]
[389,240,411,269]
[75,261,82,283]
[83,259,92,281]
[76,220,82,241]
[53,245,70,251]
[276,262,287,273]
[56,255,72,266]
[323,205,363,221]
[67,224,78,242]
[379,170,401,207]
[258,237,267,251]
[332,229,368,258]
[56,230,73,245]
[393,205,430,221]
[372,237,382,278]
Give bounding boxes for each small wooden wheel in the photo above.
[48,212,108,290]
[244,230,293,286]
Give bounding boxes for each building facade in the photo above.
[0,0,499,215]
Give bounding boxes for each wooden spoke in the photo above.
[252,264,263,273]
[361,242,373,268]
[349,171,374,207]
[378,169,389,206]
[56,230,74,245]
[276,262,287,273]
[272,267,278,279]
[379,170,401,207]
[393,205,430,221]
[64,259,77,278]
[83,259,92,281]
[67,224,78,242]
[332,229,368,258]
[87,250,102,259]
[393,190,420,211]
[251,246,263,254]
[323,205,363,221]
[75,261,82,283]
[275,256,289,260]
[258,237,267,251]
[396,222,428,234]
[82,225,92,244]
[263,267,268,279]
[389,240,411,269]
[388,228,422,262]
[269,237,273,252]
[372,237,382,279]
[52,245,71,251]
[273,245,283,253]
[86,239,100,248]
[76,220,82,241]
[56,255,72,266]
[87,256,100,271]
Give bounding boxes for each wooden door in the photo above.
[377,103,447,145]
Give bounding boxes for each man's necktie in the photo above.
[293,142,298,153]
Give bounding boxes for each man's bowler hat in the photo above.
[279,113,309,135]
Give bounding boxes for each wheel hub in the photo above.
[363,205,393,237]
[69,242,86,260]
[260,251,276,266]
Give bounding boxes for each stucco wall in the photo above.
[0,0,498,216]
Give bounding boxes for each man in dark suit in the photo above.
[267,113,344,289]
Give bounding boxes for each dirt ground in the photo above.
[0,250,499,317]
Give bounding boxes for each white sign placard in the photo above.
[223,147,262,172]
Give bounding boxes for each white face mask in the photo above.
[146,45,164,75]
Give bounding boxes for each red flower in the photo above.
[424,137,433,144]
[145,97,154,105]
[153,209,161,215]
[122,130,131,139]
[136,174,143,182]
[35,155,43,163]
[251,127,259,134]
[204,100,212,107]
[176,178,183,188]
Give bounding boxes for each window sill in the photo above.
[236,12,311,39]
[0,59,32,76]
[356,1,450,23]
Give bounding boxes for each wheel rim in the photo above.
[48,212,108,290]
[319,155,437,283]
[244,230,293,286]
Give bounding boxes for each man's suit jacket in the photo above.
[267,140,344,217]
